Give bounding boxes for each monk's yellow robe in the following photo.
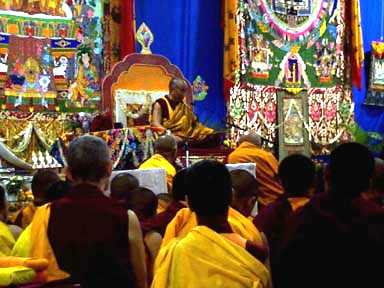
[162,207,264,248]
[15,203,36,229]
[0,221,15,257]
[228,141,283,207]
[11,204,69,282]
[139,153,176,191]
[160,96,214,142]
[152,226,271,288]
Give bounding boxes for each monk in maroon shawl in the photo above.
[275,143,384,288]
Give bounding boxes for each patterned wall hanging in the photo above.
[228,0,353,152]
[0,1,103,113]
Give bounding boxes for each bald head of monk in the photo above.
[154,135,178,162]
[238,132,262,147]
[230,169,259,217]
[169,77,188,104]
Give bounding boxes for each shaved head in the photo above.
[169,77,188,103]
[154,135,177,155]
[238,132,262,147]
[169,77,188,91]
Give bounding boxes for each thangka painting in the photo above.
[229,0,353,150]
[238,0,345,88]
[0,0,103,113]
[365,41,384,106]
[282,98,305,145]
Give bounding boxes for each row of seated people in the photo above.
[0,134,383,287]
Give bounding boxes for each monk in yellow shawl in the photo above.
[15,169,60,229]
[228,133,283,209]
[13,135,147,287]
[151,77,214,143]
[152,160,271,288]
[139,135,178,191]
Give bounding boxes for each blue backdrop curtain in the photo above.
[135,0,226,129]
[353,0,384,133]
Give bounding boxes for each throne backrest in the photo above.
[101,53,192,127]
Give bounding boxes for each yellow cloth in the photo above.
[0,221,15,257]
[350,0,364,89]
[152,226,271,288]
[0,266,36,287]
[223,0,240,89]
[288,197,310,212]
[0,257,48,272]
[16,203,36,229]
[162,207,264,248]
[139,153,177,191]
[161,96,214,142]
[11,204,69,282]
[228,141,283,207]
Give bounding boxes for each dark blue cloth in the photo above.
[135,1,226,129]
[353,1,384,133]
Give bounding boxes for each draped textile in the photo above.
[152,226,271,288]
[346,0,364,90]
[162,207,264,248]
[223,0,240,102]
[139,154,176,191]
[120,0,136,58]
[14,203,36,229]
[160,96,214,142]
[135,1,226,129]
[227,142,284,208]
[11,205,70,283]
[0,221,15,257]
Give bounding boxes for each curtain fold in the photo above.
[120,0,136,58]
[346,0,364,90]
[223,0,239,102]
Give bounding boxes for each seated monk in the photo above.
[253,154,314,284]
[152,160,271,288]
[230,169,259,218]
[12,136,147,287]
[15,169,60,229]
[228,132,283,209]
[110,172,140,204]
[161,162,268,257]
[143,169,188,236]
[139,135,179,191]
[151,77,215,143]
[125,187,162,284]
[276,143,384,288]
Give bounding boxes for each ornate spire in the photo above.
[136,23,154,54]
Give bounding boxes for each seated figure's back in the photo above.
[48,183,133,287]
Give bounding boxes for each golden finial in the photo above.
[136,23,154,55]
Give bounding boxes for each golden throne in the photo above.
[101,23,192,127]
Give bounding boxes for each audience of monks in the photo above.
[0,134,383,288]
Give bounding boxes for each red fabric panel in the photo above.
[120,0,136,57]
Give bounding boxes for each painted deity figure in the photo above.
[14,57,49,107]
[276,46,310,87]
[69,45,99,107]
